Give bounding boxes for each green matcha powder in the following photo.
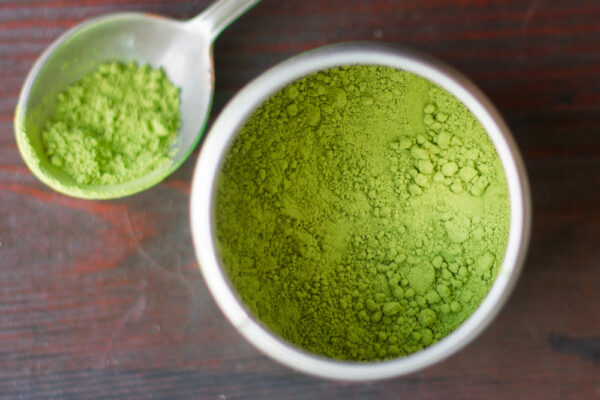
[42,61,181,185]
[216,65,510,361]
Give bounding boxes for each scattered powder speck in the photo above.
[215,65,510,361]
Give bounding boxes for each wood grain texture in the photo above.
[2,0,600,398]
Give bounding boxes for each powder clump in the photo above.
[42,61,181,185]
[216,65,510,361]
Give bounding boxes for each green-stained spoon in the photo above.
[14,0,260,199]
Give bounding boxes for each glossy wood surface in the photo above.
[1,0,600,398]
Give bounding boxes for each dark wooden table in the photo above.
[2,0,600,398]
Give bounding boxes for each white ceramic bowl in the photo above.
[190,42,531,380]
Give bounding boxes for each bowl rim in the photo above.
[190,41,531,381]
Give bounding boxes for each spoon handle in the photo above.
[188,0,261,42]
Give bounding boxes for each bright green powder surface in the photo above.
[216,65,510,361]
[42,61,181,185]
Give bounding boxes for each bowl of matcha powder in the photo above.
[190,43,531,380]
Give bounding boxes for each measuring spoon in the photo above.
[14,0,260,199]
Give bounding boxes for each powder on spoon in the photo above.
[42,61,181,185]
[215,65,510,361]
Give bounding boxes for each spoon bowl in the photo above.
[15,0,259,199]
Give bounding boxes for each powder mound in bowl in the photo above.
[215,65,510,361]
[42,61,181,185]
